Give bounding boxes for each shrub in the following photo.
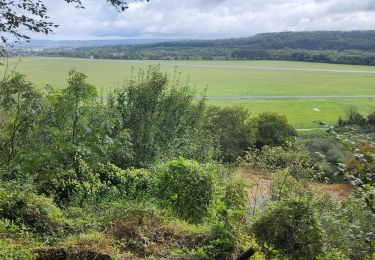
[206,106,255,162]
[115,66,212,166]
[207,175,250,258]
[244,141,318,179]
[253,112,296,147]
[0,239,37,260]
[156,157,218,223]
[304,137,349,182]
[319,191,375,259]
[338,106,367,127]
[0,182,64,234]
[270,169,307,200]
[367,111,375,125]
[252,196,323,259]
[94,163,154,200]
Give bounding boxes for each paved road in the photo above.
[198,95,375,99]
[121,60,375,74]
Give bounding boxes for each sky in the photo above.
[39,0,375,40]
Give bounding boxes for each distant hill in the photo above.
[17,39,181,48]
[148,31,375,51]
[19,31,375,66]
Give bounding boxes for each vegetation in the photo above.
[0,65,374,259]
[24,31,375,66]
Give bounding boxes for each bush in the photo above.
[206,106,255,162]
[338,106,367,127]
[244,141,318,179]
[253,112,296,147]
[156,157,218,223]
[304,137,349,182]
[207,175,250,258]
[115,66,212,166]
[367,111,375,125]
[252,196,323,259]
[0,182,64,234]
[319,191,375,259]
[94,163,154,200]
[270,169,307,200]
[0,239,37,260]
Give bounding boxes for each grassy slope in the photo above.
[2,57,375,125]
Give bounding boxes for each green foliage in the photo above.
[346,141,375,189]
[253,112,296,148]
[338,106,367,127]
[319,191,375,259]
[304,137,349,182]
[252,196,323,259]
[244,141,318,179]
[0,182,64,234]
[0,239,37,260]
[156,157,218,223]
[206,175,250,258]
[0,72,43,167]
[206,106,255,162]
[367,111,375,125]
[94,163,154,200]
[115,66,213,166]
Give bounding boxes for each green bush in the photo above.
[0,183,64,234]
[156,157,218,223]
[206,106,255,162]
[337,106,367,127]
[252,196,323,259]
[253,112,296,148]
[115,66,212,166]
[367,111,375,125]
[0,239,37,260]
[244,141,318,179]
[304,137,349,182]
[207,176,250,258]
[94,163,154,200]
[319,191,375,259]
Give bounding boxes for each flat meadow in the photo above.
[2,56,375,127]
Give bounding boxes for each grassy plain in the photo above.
[2,56,375,126]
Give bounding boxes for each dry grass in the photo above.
[237,167,353,205]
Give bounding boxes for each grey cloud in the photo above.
[40,0,375,40]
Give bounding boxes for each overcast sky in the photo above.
[40,0,375,40]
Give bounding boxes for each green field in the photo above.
[2,56,375,127]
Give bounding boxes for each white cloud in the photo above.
[39,0,375,40]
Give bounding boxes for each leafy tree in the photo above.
[115,66,213,166]
[0,72,43,167]
[345,106,367,126]
[206,106,255,162]
[253,112,296,147]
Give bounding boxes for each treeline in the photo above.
[231,49,375,65]
[31,30,375,65]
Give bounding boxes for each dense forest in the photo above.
[0,66,374,259]
[28,31,375,65]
